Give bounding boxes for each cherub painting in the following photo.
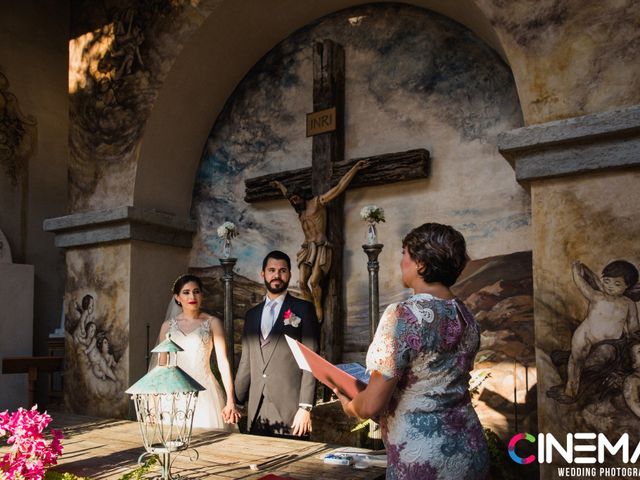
[69,293,118,381]
[623,341,640,418]
[72,294,95,347]
[85,335,117,381]
[548,260,640,407]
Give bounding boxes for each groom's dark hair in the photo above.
[262,250,291,271]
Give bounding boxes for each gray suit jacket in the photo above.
[234,293,319,433]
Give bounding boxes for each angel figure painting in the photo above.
[70,294,118,381]
[548,259,640,416]
[65,290,126,417]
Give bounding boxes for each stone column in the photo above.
[44,206,196,418]
[498,104,640,478]
[362,244,383,340]
[219,257,237,376]
[362,242,383,448]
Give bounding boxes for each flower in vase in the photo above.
[217,221,238,239]
[360,205,385,224]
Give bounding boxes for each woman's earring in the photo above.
[177,301,182,306]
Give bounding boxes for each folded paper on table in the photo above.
[285,335,367,399]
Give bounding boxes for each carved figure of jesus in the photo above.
[271,160,368,322]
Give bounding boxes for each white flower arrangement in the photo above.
[360,205,385,223]
[217,221,238,239]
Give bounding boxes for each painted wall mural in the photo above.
[64,245,130,417]
[191,3,531,437]
[534,170,640,477]
[68,0,219,212]
[547,260,640,405]
[0,70,37,186]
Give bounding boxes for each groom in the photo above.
[235,250,319,437]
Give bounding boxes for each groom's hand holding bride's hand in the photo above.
[222,402,241,424]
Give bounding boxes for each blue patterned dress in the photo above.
[366,293,489,480]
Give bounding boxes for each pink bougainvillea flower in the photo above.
[0,405,64,479]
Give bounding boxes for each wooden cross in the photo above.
[245,40,430,363]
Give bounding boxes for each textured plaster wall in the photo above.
[474,0,640,124]
[0,0,69,357]
[68,0,221,212]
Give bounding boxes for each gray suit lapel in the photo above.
[255,302,267,367]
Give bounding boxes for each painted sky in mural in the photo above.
[192,3,528,313]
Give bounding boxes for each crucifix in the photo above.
[245,40,430,363]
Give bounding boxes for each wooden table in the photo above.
[38,412,385,479]
[1,356,64,406]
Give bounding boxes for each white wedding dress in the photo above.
[166,317,234,431]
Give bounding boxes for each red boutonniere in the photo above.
[283,309,301,327]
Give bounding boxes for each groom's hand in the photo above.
[290,408,312,436]
[222,403,242,424]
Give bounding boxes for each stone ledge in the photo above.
[497,104,640,183]
[43,206,197,248]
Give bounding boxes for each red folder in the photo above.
[285,335,366,399]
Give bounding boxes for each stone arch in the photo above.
[133,0,510,217]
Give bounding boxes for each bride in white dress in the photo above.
[156,274,240,430]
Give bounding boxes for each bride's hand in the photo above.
[222,403,241,424]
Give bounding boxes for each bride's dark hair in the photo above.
[172,274,203,305]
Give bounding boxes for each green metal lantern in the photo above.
[126,334,204,479]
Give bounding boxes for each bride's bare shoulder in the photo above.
[202,312,222,324]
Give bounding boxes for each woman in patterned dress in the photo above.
[334,223,489,479]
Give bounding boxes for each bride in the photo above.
[155,274,240,430]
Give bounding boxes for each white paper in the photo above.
[285,335,311,372]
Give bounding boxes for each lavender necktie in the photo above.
[262,300,277,339]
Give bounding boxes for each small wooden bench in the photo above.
[2,356,64,406]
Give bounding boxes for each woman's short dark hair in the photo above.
[402,223,468,287]
[172,274,204,304]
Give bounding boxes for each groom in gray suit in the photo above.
[235,250,319,437]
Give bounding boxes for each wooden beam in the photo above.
[244,148,430,203]
[315,40,345,365]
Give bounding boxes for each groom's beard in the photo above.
[265,277,289,294]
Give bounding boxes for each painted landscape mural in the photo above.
[189,3,531,439]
